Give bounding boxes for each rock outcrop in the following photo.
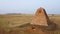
[31,7,50,26]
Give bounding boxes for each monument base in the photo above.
[18,23,57,31]
[31,23,57,31]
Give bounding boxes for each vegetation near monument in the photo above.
[0,7,60,34]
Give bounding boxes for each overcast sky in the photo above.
[0,0,60,14]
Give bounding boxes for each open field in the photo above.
[0,14,60,34]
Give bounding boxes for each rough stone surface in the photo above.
[31,7,50,26]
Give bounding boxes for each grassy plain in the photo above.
[0,14,60,34]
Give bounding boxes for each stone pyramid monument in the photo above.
[31,7,50,26]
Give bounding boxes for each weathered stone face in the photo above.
[31,7,50,26]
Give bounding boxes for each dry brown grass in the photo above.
[0,14,60,34]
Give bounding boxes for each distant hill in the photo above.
[0,13,60,17]
[6,13,22,15]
